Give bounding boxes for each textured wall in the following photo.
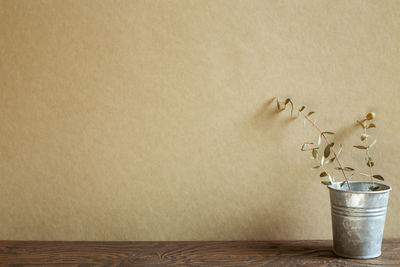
[1,0,399,240]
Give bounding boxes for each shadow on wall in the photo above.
[334,122,360,144]
[250,97,359,146]
[235,97,360,240]
[245,97,297,143]
[229,98,299,240]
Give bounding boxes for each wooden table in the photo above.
[0,240,399,266]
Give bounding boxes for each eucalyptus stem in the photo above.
[363,123,374,186]
[298,109,351,190]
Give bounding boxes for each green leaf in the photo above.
[324,142,334,158]
[360,134,369,141]
[301,142,314,151]
[343,167,355,171]
[334,167,342,170]
[320,171,328,177]
[328,174,334,184]
[282,99,294,116]
[312,165,320,169]
[324,146,331,158]
[365,153,372,162]
[367,123,376,129]
[366,161,374,167]
[326,157,335,164]
[373,174,384,181]
[353,145,367,150]
[340,181,346,187]
[312,148,318,159]
[299,106,305,112]
[369,140,377,148]
[307,111,315,117]
[322,131,335,135]
[317,135,322,146]
[321,181,332,185]
[369,185,381,191]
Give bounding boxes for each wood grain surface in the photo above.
[0,240,399,266]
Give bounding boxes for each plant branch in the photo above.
[298,109,351,190]
[363,121,374,185]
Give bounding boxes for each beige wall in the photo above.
[1,0,399,241]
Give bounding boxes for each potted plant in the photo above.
[276,98,391,259]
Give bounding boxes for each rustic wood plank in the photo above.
[0,240,398,266]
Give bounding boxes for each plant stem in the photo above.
[363,122,374,185]
[299,109,351,190]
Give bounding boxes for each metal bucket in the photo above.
[327,181,391,259]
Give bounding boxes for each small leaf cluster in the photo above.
[277,98,350,187]
[354,112,384,191]
[276,98,386,192]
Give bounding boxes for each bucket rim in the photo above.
[327,181,392,194]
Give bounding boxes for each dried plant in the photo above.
[276,98,385,191]
[354,112,384,191]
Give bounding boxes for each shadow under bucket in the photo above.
[327,181,391,259]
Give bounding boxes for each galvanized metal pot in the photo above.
[327,181,391,259]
